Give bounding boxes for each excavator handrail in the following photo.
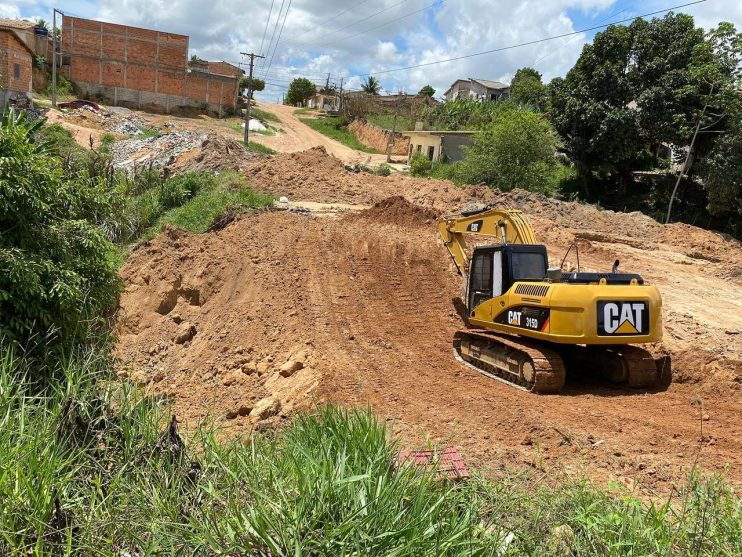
[438,207,538,275]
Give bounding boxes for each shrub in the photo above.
[409,151,432,176]
[456,107,559,193]
[0,108,120,346]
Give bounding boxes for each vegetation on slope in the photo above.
[299,116,382,153]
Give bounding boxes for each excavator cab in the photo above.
[467,244,547,311]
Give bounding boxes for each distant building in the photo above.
[307,88,339,111]
[61,16,241,116]
[403,130,476,163]
[0,20,36,109]
[443,78,509,103]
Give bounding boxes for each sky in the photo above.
[4,0,741,102]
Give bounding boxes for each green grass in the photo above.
[250,107,280,123]
[138,127,161,138]
[299,116,381,153]
[293,107,314,115]
[128,171,272,243]
[1,342,740,556]
[98,132,116,153]
[246,141,277,155]
[156,180,272,233]
[366,110,413,131]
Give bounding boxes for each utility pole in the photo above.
[240,52,265,145]
[51,8,63,107]
[338,77,344,113]
[386,93,405,163]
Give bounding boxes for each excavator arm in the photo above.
[438,207,538,275]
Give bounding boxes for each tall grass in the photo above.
[299,116,381,153]
[1,343,739,556]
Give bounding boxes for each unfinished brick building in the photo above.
[0,20,35,109]
[61,16,242,116]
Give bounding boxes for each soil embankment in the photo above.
[116,147,742,493]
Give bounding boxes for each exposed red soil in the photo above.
[116,148,742,494]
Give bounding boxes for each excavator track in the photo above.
[453,330,566,393]
[560,344,663,389]
[454,330,669,393]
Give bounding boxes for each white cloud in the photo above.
[15,0,742,101]
[0,3,21,18]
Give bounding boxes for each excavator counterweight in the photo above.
[439,207,668,393]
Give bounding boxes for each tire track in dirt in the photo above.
[116,154,742,494]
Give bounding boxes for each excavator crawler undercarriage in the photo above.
[454,330,668,393]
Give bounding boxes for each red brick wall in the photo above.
[63,16,188,88]
[0,31,32,93]
[61,16,238,113]
[206,61,243,78]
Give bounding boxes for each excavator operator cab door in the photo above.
[467,245,548,311]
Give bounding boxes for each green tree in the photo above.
[190,54,204,62]
[629,13,706,147]
[361,76,381,95]
[456,107,559,193]
[0,109,120,345]
[549,24,641,193]
[241,77,265,97]
[509,67,548,112]
[285,77,316,106]
[418,84,435,97]
[686,23,742,220]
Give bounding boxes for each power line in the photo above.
[259,0,286,72]
[285,0,374,43]
[345,0,708,79]
[258,0,276,56]
[530,0,641,67]
[291,0,409,48]
[263,0,293,80]
[321,0,444,49]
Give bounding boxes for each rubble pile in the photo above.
[109,131,207,170]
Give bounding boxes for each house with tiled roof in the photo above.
[443,78,510,103]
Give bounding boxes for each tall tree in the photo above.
[689,23,742,220]
[285,77,316,106]
[418,84,435,97]
[550,24,640,194]
[629,13,706,148]
[361,76,381,95]
[509,67,548,112]
[241,77,265,98]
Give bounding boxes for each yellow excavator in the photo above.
[439,207,669,393]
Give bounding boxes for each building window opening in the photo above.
[416,144,422,153]
[427,145,435,161]
[13,63,20,79]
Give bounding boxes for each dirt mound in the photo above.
[353,196,439,228]
[171,134,262,174]
[244,148,742,279]
[116,207,742,491]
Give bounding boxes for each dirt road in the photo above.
[116,148,742,494]
[249,103,389,165]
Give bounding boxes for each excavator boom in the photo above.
[438,207,538,275]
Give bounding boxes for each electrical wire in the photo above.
[285,0,374,43]
[263,0,293,80]
[258,0,287,71]
[321,0,444,49]
[290,0,409,48]
[258,0,276,56]
[344,0,707,78]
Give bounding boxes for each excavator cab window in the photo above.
[468,245,547,310]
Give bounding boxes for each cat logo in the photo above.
[597,301,649,336]
[467,219,483,233]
